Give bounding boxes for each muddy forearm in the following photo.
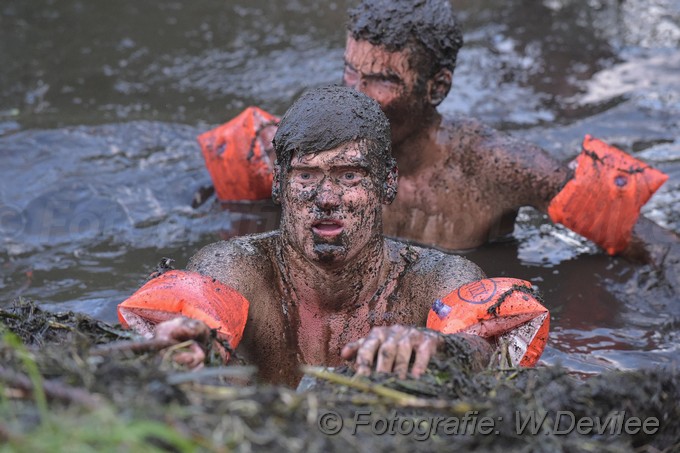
[623,216,680,288]
[489,133,572,212]
[534,162,573,213]
[435,331,494,373]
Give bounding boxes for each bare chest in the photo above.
[293,296,414,366]
[383,165,512,248]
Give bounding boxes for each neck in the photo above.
[275,233,388,313]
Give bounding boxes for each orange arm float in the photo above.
[427,278,549,367]
[197,106,279,201]
[548,135,668,255]
[117,270,249,358]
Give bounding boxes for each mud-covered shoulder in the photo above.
[442,114,570,209]
[440,114,496,146]
[187,231,279,299]
[444,114,546,166]
[388,239,485,300]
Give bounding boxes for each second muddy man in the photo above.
[343,0,567,249]
[342,0,677,264]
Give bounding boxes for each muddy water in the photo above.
[1,0,678,374]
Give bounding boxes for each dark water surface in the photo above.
[1,0,679,374]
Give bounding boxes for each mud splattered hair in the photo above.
[272,85,396,202]
[274,85,393,172]
[347,0,464,78]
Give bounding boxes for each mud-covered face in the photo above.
[343,36,427,145]
[279,142,383,266]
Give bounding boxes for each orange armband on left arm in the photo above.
[197,106,279,202]
[548,135,668,255]
[117,270,249,355]
[426,278,549,367]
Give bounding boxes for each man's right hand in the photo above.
[153,317,212,368]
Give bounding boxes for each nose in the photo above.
[314,177,341,212]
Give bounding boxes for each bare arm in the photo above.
[121,235,275,368]
[487,128,679,270]
[624,216,680,289]
[479,128,572,212]
[186,237,268,300]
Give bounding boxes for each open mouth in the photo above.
[311,219,344,237]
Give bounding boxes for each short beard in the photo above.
[312,244,346,263]
[312,233,346,263]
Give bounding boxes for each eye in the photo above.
[292,170,317,185]
[372,76,400,91]
[339,170,364,184]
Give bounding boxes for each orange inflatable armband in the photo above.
[198,106,279,201]
[427,278,549,367]
[117,270,249,356]
[548,135,668,255]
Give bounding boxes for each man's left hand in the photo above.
[340,325,442,379]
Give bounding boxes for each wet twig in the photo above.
[0,365,101,410]
[301,366,486,412]
[89,338,178,356]
[0,312,21,321]
[166,366,257,385]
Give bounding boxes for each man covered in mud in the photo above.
[120,86,547,387]
[341,0,563,249]
[340,0,679,272]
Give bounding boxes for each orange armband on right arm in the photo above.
[117,270,249,355]
[426,278,549,367]
[197,106,279,201]
[547,135,668,255]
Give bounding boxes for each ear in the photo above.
[271,161,282,204]
[382,161,398,205]
[427,68,452,107]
